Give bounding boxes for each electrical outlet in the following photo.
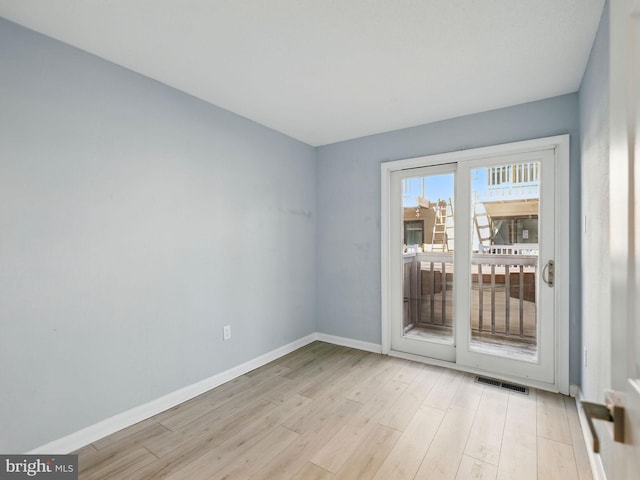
[583,347,588,368]
[223,325,231,340]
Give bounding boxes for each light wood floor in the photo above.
[73,342,593,480]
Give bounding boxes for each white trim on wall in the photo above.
[29,333,317,454]
[315,333,382,353]
[31,290,575,456]
[380,135,571,395]
[555,135,571,395]
[575,388,607,480]
[29,332,383,454]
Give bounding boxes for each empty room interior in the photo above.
[2,1,638,479]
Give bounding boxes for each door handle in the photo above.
[581,393,625,453]
[542,260,554,287]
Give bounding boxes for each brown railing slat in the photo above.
[413,259,419,328]
[478,263,483,331]
[519,265,524,336]
[430,262,435,325]
[416,260,422,325]
[441,262,446,326]
[505,264,510,335]
[491,264,496,334]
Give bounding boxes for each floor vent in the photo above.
[475,376,529,395]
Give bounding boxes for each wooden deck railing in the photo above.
[403,252,537,339]
[403,253,453,333]
[472,253,537,339]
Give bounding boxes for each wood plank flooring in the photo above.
[73,342,592,480]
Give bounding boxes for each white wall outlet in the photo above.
[223,325,231,340]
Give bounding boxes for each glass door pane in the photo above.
[469,161,540,361]
[402,172,455,345]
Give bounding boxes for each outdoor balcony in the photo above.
[403,249,538,361]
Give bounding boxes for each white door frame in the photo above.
[381,134,570,394]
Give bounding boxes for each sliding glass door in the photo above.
[456,150,556,383]
[388,148,557,384]
[390,164,457,362]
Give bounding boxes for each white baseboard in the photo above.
[29,332,381,454]
[315,333,382,354]
[569,383,581,397]
[574,388,607,480]
[29,329,592,458]
[28,333,317,454]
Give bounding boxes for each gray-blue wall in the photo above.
[316,94,582,384]
[0,18,316,453]
[578,2,614,475]
[579,0,610,407]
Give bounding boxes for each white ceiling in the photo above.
[0,0,604,146]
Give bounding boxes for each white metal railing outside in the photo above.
[479,244,539,255]
[473,162,541,202]
[488,163,539,186]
